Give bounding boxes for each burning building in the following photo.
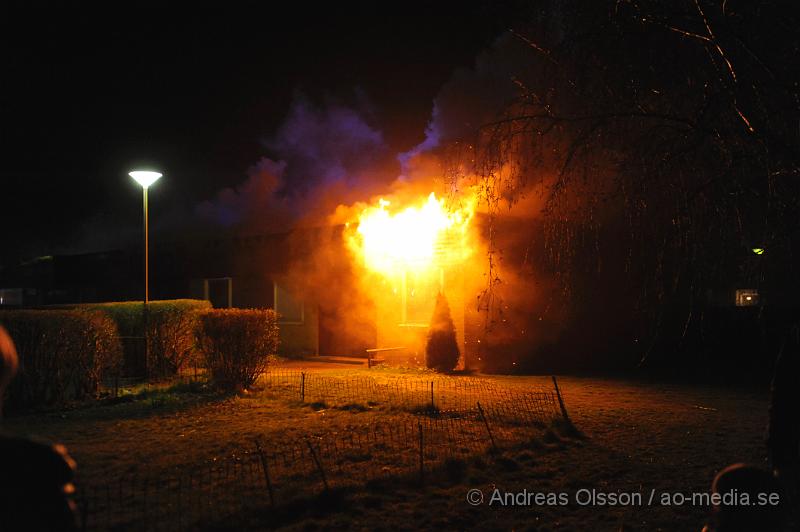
[342,191,480,367]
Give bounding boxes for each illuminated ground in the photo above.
[4,365,770,530]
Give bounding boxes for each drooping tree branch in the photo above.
[459,0,800,366]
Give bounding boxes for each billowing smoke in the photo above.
[195,158,290,230]
[197,34,534,233]
[400,32,524,169]
[196,94,398,232]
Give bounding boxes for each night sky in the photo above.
[1,2,513,265]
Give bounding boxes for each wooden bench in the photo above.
[365,346,407,368]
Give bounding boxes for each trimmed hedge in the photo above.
[196,309,279,391]
[0,310,122,410]
[83,299,211,379]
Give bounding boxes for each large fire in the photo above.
[350,192,476,277]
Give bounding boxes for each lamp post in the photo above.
[129,170,162,303]
[129,170,161,378]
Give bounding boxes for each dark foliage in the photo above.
[196,309,279,391]
[426,293,460,372]
[448,0,800,372]
[84,299,211,379]
[0,310,122,410]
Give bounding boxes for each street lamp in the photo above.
[130,170,161,378]
[129,170,162,303]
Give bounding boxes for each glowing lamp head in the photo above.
[129,170,162,188]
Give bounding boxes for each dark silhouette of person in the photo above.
[0,326,79,532]
[702,463,784,532]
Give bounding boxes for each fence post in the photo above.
[142,478,148,530]
[300,372,305,402]
[177,475,183,529]
[79,492,89,532]
[418,420,424,484]
[476,401,497,452]
[305,438,329,492]
[551,376,570,421]
[254,438,276,507]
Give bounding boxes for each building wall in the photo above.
[189,274,320,358]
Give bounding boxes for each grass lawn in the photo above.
[2,364,772,531]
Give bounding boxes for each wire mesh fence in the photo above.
[261,368,562,425]
[76,452,268,531]
[75,371,568,530]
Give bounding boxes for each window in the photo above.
[274,283,304,324]
[0,288,22,306]
[735,289,759,307]
[401,269,443,326]
[203,278,232,308]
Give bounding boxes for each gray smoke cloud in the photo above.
[196,93,398,232]
[400,32,523,169]
[195,34,531,235]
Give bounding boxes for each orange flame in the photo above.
[349,192,475,278]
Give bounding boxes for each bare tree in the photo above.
[458,0,800,367]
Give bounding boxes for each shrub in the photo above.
[0,310,122,410]
[83,299,211,379]
[425,292,460,372]
[196,309,279,391]
[145,303,207,378]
